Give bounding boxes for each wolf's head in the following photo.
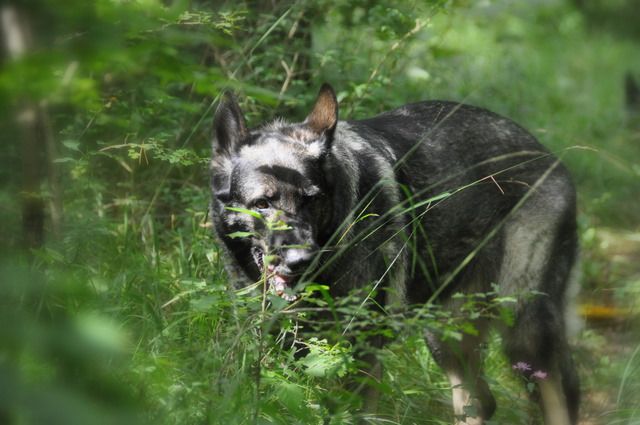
[211,84,339,300]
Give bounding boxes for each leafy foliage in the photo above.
[1,0,640,424]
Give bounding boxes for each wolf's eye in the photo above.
[252,199,270,210]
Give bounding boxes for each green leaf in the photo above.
[263,254,278,265]
[300,339,352,378]
[226,231,255,239]
[268,294,290,310]
[190,295,219,312]
[354,213,379,224]
[304,284,330,295]
[494,296,517,304]
[225,206,263,219]
[62,139,81,151]
[425,191,452,203]
[460,321,479,336]
[403,191,452,213]
[499,306,516,327]
[275,381,305,414]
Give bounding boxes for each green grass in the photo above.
[2,1,640,424]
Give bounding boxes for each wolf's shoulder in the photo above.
[352,100,514,126]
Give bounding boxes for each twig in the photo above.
[480,174,505,195]
[279,53,298,97]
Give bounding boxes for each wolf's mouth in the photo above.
[251,246,298,302]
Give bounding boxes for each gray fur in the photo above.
[210,85,580,424]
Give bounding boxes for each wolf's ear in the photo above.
[213,91,248,154]
[304,83,338,136]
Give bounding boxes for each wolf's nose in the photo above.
[283,248,313,273]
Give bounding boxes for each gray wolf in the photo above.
[210,84,580,424]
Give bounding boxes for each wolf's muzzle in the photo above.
[267,218,317,275]
[281,247,314,274]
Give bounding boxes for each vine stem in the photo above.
[254,246,270,424]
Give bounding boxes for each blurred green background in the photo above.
[1,0,639,424]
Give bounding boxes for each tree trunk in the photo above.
[2,5,62,250]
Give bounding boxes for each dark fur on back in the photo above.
[210,85,580,424]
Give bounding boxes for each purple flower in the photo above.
[512,362,532,372]
[531,370,548,380]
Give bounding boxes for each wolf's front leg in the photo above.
[425,324,496,425]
